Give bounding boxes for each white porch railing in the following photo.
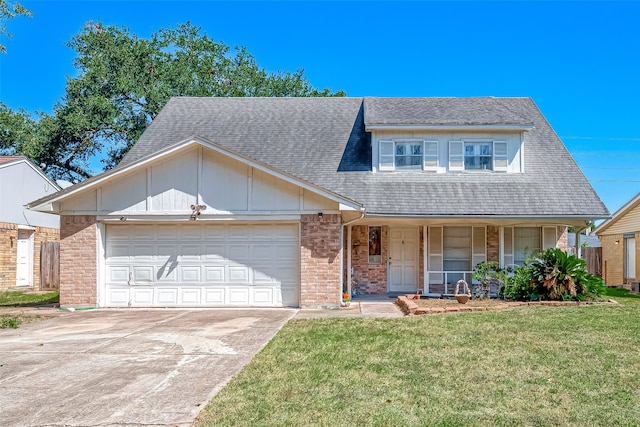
[425,271,475,295]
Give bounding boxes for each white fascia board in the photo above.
[594,191,640,235]
[1,157,61,190]
[365,124,534,132]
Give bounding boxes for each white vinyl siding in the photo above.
[448,141,464,171]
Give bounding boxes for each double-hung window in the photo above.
[379,140,439,171]
[449,140,509,172]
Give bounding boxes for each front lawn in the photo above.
[0,290,59,307]
[194,288,640,426]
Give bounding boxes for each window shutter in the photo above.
[423,140,439,170]
[449,141,464,171]
[493,141,508,172]
[503,227,514,267]
[379,140,395,171]
[428,226,443,287]
[543,226,557,250]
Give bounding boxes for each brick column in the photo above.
[300,214,342,308]
[60,215,97,306]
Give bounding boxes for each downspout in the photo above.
[341,209,366,298]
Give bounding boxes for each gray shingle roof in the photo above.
[363,97,533,127]
[117,96,609,218]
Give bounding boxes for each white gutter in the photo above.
[365,124,534,132]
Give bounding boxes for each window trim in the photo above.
[378,139,440,172]
[449,139,509,172]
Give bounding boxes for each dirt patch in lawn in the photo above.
[413,298,505,309]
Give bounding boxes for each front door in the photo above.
[389,227,418,293]
[625,237,636,281]
[16,229,34,287]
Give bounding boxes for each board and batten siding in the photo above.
[370,130,523,173]
[58,146,339,215]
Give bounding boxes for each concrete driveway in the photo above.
[0,308,295,427]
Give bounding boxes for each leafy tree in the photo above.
[3,21,344,180]
[0,0,31,53]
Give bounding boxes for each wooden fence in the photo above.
[40,242,60,290]
[581,247,602,277]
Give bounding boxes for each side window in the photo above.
[379,140,395,171]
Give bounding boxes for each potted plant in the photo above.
[342,293,351,307]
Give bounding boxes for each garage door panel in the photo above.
[156,264,178,281]
[252,245,274,262]
[228,266,250,282]
[107,288,130,305]
[132,266,154,283]
[180,266,201,282]
[105,223,299,307]
[157,288,178,305]
[179,288,201,304]
[203,288,225,304]
[131,288,153,305]
[204,266,225,282]
[228,244,250,261]
[108,266,130,283]
[228,288,250,304]
[252,287,273,304]
[228,227,251,240]
[203,244,226,261]
[180,244,202,260]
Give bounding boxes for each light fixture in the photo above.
[318,212,323,219]
[190,204,207,220]
[615,239,620,245]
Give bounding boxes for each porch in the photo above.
[344,223,568,297]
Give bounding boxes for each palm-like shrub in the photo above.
[527,248,604,301]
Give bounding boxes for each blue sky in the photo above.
[1,1,639,215]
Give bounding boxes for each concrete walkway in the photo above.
[295,295,404,319]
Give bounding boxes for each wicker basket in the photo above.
[454,279,471,304]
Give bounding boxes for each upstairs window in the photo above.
[449,140,509,172]
[379,140,439,171]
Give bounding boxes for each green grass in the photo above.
[0,290,59,307]
[0,313,45,329]
[194,288,640,427]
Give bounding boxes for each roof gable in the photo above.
[594,191,640,235]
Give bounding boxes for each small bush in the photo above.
[0,316,21,329]
[501,248,605,302]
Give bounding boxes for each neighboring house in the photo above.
[594,192,640,286]
[567,233,601,255]
[0,156,60,290]
[28,97,609,308]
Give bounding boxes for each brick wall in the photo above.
[349,225,389,294]
[60,215,97,306]
[487,226,499,262]
[0,222,59,290]
[300,214,342,308]
[557,226,568,251]
[601,234,624,286]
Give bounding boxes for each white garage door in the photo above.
[104,223,299,307]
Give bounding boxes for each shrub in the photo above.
[505,248,606,302]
